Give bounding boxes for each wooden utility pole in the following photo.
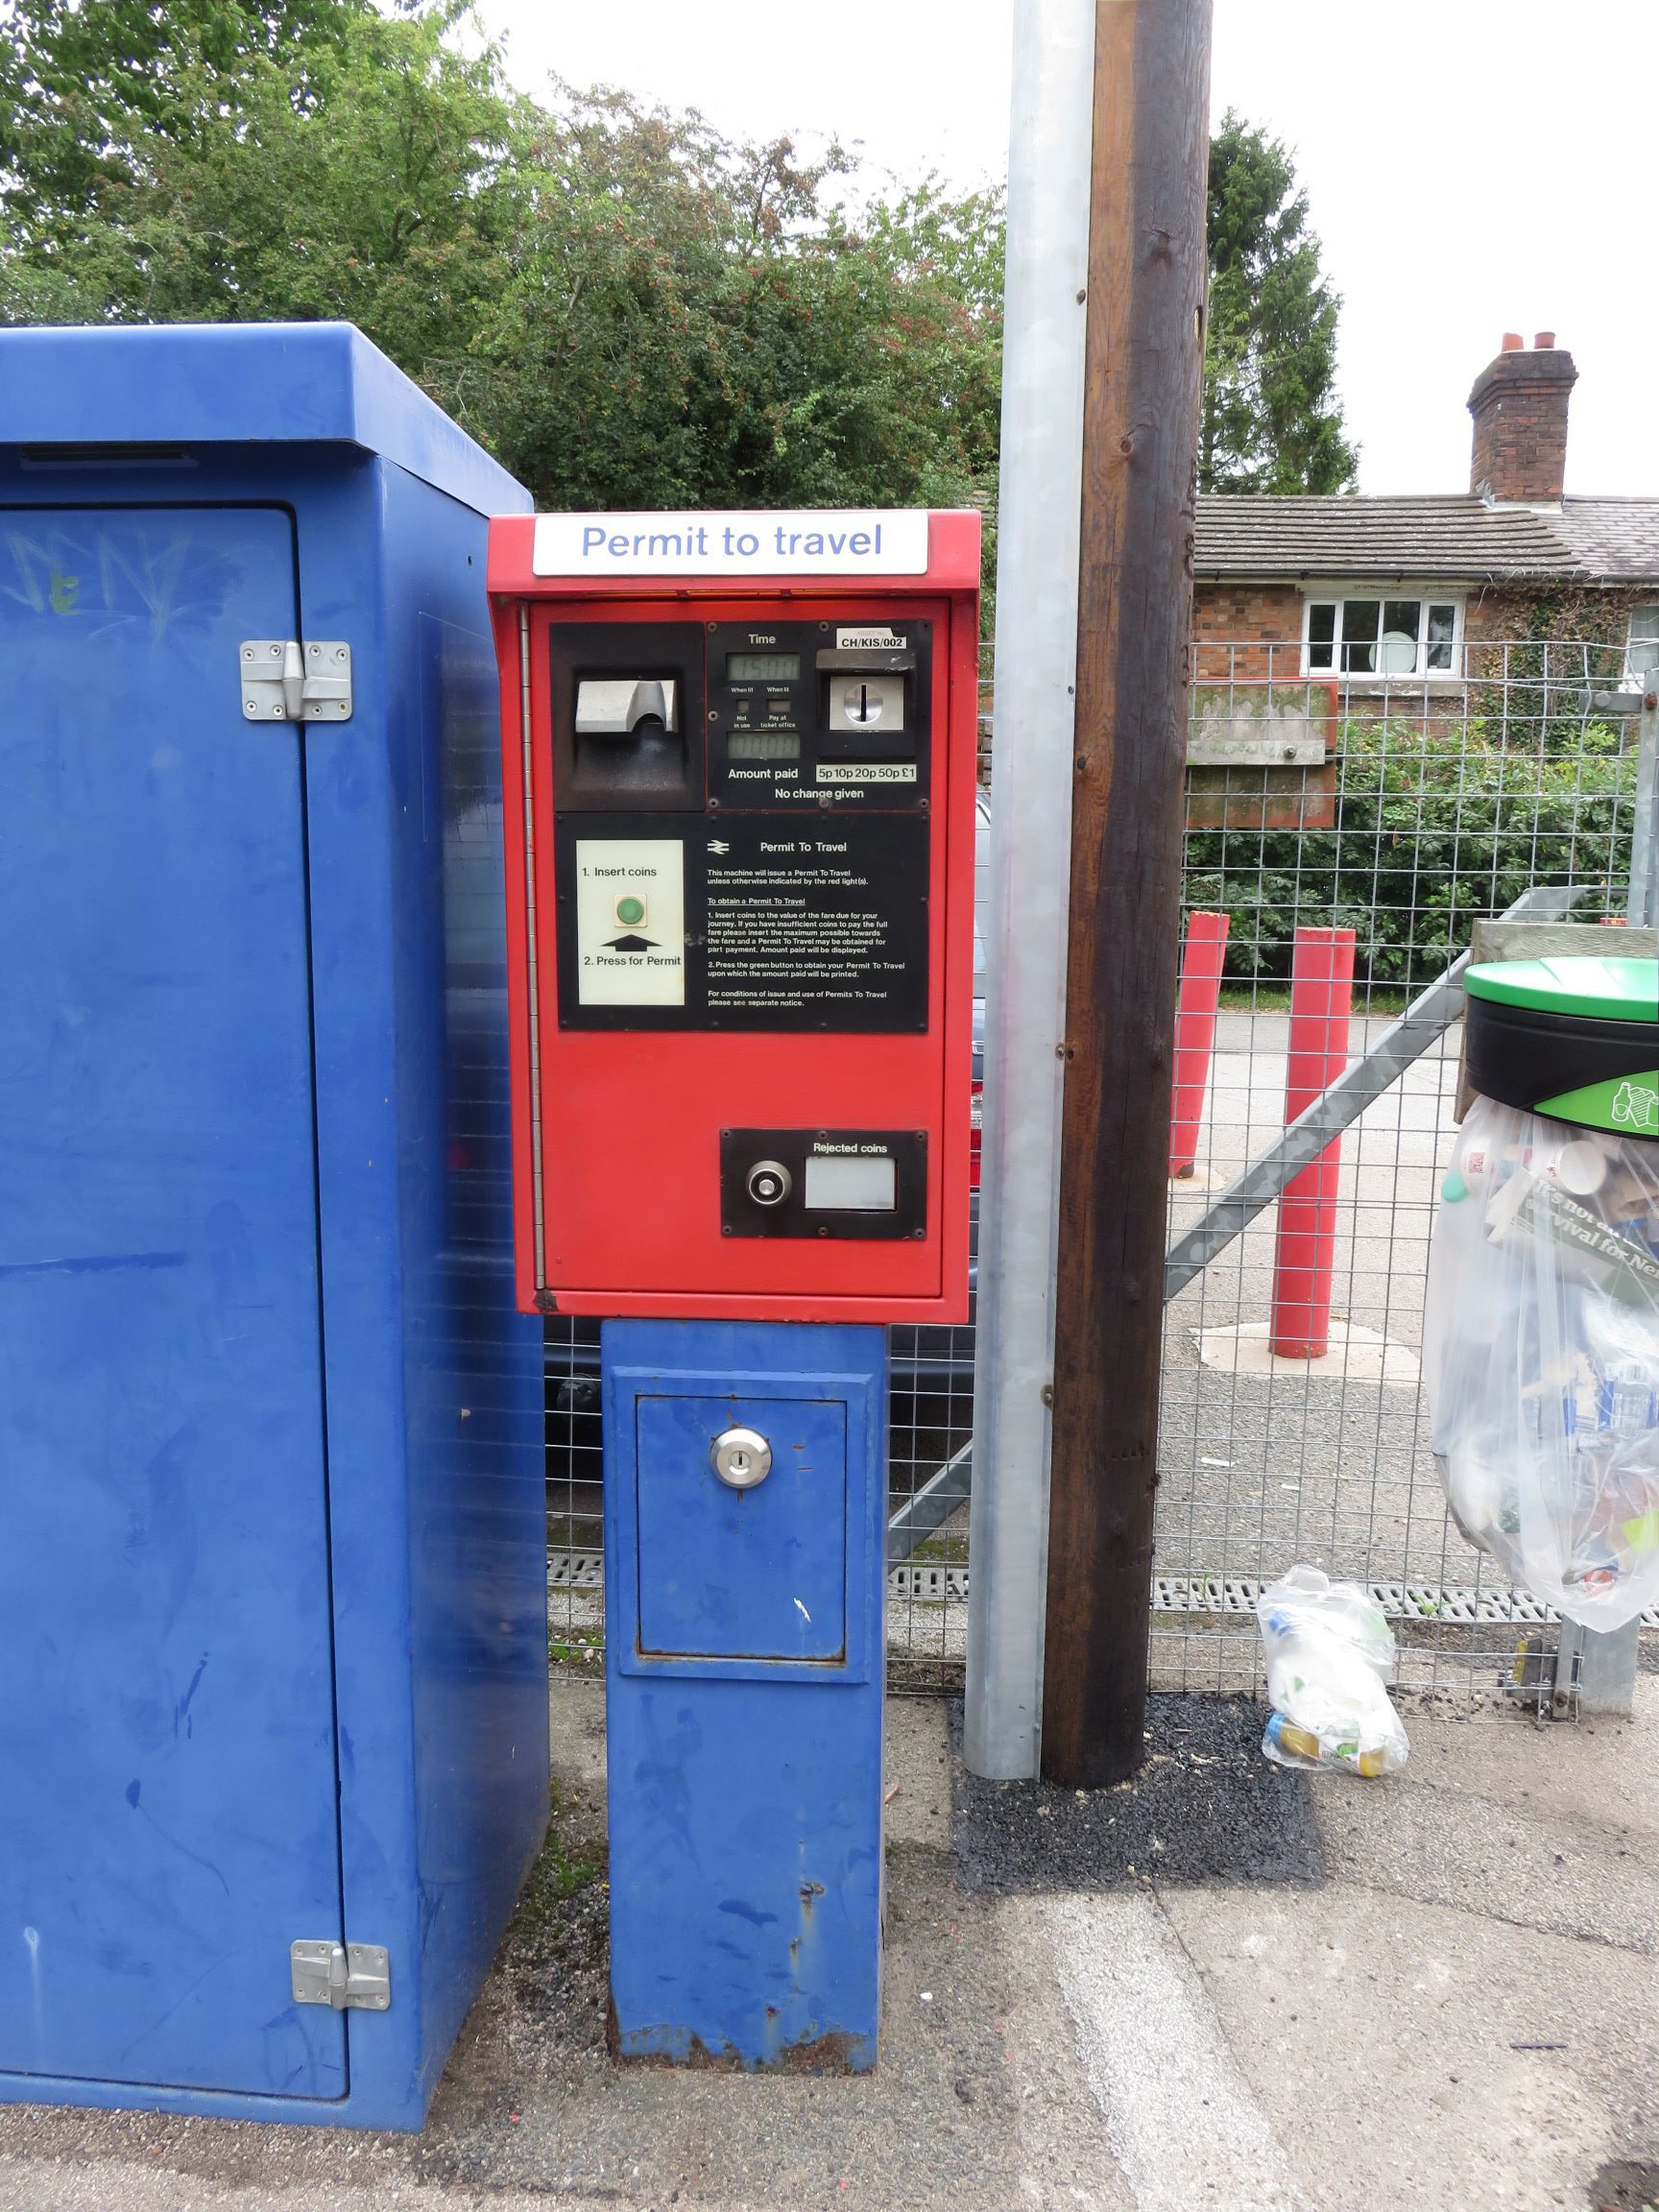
[1041,0,1213,1788]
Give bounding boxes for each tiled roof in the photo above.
[1551,499,1659,581]
[1193,493,1659,587]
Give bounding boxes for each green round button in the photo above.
[615,896,645,926]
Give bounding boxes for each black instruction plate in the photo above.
[555,811,929,1033]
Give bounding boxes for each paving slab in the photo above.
[882,1695,953,1847]
[544,1670,607,1795]
[1042,1891,1306,2212]
[1163,1885,1659,2212]
[1382,1677,1659,1836]
[0,2166,611,2212]
[993,1898,1136,2212]
[1308,1714,1659,1959]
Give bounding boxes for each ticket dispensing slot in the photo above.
[549,621,705,810]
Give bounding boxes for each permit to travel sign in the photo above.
[531,509,930,577]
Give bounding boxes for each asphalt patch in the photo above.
[950,1693,1325,1892]
[1592,2161,1659,2212]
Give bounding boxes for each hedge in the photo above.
[1181,719,1637,993]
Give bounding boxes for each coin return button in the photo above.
[746,1160,792,1207]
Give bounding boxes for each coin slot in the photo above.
[825,672,904,736]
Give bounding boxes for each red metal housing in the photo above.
[489,511,980,1322]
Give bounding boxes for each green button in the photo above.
[615,896,645,926]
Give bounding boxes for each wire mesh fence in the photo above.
[544,636,1649,1707]
[1155,638,1647,1712]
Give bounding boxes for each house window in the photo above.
[1303,595,1463,678]
[1625,606,1659,686]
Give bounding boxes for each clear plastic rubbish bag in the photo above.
[1256,1566,1409,1778]
[1426,1095,1659,1629]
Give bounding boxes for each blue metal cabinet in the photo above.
[0,325,546,2130]
[603,1321,887,2070]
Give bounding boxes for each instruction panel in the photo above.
[555,814,927,1032]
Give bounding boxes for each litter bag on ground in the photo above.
[1255,1566,1408,1777]
[1426,1096,1659,1628]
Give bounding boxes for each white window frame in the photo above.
[1300,589,1466,681]
[1624,605,1659,688]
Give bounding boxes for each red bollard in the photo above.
[1269,926,1357,1358]
[1167,910,1230,1178]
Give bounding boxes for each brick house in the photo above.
[1193,331,1659,685]
[1186,333,1659,826]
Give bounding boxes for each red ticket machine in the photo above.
[489,509,980,1323]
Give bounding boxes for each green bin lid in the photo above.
[1463,954,1658,1023]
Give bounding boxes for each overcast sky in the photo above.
[474,2,1658,499]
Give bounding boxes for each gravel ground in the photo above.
[950,1695,1323,1894]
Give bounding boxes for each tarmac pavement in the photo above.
[2,1671,1657,2212]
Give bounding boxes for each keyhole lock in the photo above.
[711,1425,772,1491]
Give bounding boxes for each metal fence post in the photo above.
[1558,678,1659,1718]
[964,0,1095,1781]
[1630,683,1659,927]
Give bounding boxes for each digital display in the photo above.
[727,730,802,761]
[726,653,801,682]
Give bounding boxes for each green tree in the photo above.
[1,14,1353,522]
[0,1,519,349]
[0,6,1001,530]
[0,0,367,240]
[446,90,1001,518]
[1202,110,1357,494]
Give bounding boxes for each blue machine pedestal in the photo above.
[601,1321,887,2069]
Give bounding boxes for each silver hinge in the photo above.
[240,639,353,722]
[290,1938,391,2011]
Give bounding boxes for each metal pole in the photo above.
[964,0,1096,1781]
[1561,682,1659,1721]
[1630,685,1659,927]
[1041,0,1214,1790]
[1554,1617,1642,1719]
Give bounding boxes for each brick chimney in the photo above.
[1467,332,1578,502]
